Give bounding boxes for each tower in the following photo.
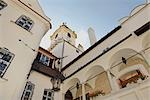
[49,23,84,69]
[49,23,77,49]
[88,27,97,45]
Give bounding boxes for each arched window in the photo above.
[55,34,58,39]
[67,33,71,38]
[65,90,73,100]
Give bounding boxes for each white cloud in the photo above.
[40,30,52,49]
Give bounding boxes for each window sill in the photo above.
[10,20,33,35]
[0,77,8,82]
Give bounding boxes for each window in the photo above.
[76,50,79,53]
[55,34,58,39]
[42,89,54,100]
[134,21,150,36]
[67,33,71,38]
[16,15,34,31]
[0,48,14,77]
[39,54,50,66]
[21,81,35,100]
[0,0,7,10]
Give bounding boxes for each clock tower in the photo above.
[49,23,84,69]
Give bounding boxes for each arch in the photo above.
[130,4,146,16]
[119,57,149,72]
[116,64,149,79]
[119,16,129,24]
[109,48,141,68]
[109,48,150,89]
[84,65,105,82]
[118,3,146,24]
[76,83,92,98]
[95,71,111,94]
[109,48,150,78]
[142,31,150,49]
[65,90,73,100]
[64,78,80,94]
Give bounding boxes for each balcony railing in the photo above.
[32,59,65,80]
[90,78,150,100]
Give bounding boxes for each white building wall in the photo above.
[0,0,50,100]
[62,41,82,68]
[28,71,53,100]
[51,41,82,68]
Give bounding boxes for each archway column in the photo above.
[81,82,86,100]
[140,50,150,73]
[62,92,65,100]
[112,77,120,91]
[106,70,116,92]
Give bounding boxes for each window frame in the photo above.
[0,47,14,77]
[15,15,34,31]
[42,89,54,100]
[55,34,58,39]
[0,0,7,10]
[67,33,71,38]
[39,54,50,66]
[21,81,35,100]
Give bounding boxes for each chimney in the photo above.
[88,27,97,45]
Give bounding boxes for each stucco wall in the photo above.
[0,0,50,99]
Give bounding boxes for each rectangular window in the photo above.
[134,21,150,36]
[21,81,35,100]
[16,15,34,31]
[39,54,50,66]
[0,48,14,77]
[42,89,54,100]
[0,0,7,10]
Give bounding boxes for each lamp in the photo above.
[76,83,79,90]
[122,57,127,64]
[51,77,61,91]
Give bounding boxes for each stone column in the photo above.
[82,82,86,100]
[112,77,120,91]
[106,70,115,92]
[141,51,150,66]
[141,51,150,74]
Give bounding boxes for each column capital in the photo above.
[80,80,86,84]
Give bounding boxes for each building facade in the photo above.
[48,23,84,68]
[0,0,51,100]
[60,3,150,100]
[27,47,64,100]
[0,0,150,100]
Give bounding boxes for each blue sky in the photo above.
[39,0,145,49]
